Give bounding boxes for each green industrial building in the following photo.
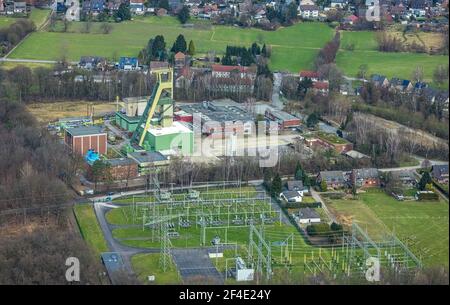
[115,112,141,132]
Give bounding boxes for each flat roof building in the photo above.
[65,126,107,156]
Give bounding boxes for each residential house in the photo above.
[390,3,407,18]
[149,61,169,73]
[371,74,390,87]
[287,180,308,194]
[82,0,105,16]
[391,170,417,187]
[299,70,320,82]
[13,1,27,13]
[78,56,107,70]
[298,208,321,224]
[299,4,319,19]
[211,64,257,94]
[130,0,145,15]
[317,171,347,189]
[280,190,303,203]
[174,52,187,69]
[344,14,359,25]
[156,7,167,16]
[352,168,380,188]
[413,81,428,93]
[312,81,329,94]
[431,164,449,184]
[390,78,413,92]
[118,57,139,71]
[330,0,347,8]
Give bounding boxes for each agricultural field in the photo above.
[324,188,449,267]
[27,101,117,123]
[73,204,109,256]
[337,30,449,88]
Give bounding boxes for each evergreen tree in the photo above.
[261,44,267,57]
[271,173,282,196]
[187,40,196,55]
[147,35,167,61]
[320,180,328,192]
[177,5,190,24]
[171,34,187,53]
[114,3,131,21]
[294,162,304,181]
[306,112,320,128]
[418,171,432,191]
[158,0,170,10]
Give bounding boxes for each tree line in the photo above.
[0,19,35,56]
[0,65,155,103]
[138,34,196,65]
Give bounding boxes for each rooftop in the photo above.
[66,126,105,136]
[128,151,168,164]
[298,207,320,220]
[105,158,136,167]
[146,121,193,136]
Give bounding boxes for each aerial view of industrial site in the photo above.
[0,0,448,295]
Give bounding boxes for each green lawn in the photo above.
[9,18,333,72]
[326,189,449,267]
[29,8,51,29]
[73,204,109,256]
[131,253,181,284]
[0,16,22,29]
[336,50,449,87]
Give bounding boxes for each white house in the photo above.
[298,208,321,224]
[299,4,319,19]
[280,190,303,203]
[330,0,347,8]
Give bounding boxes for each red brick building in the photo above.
[65,126,107,156]
[87,158,139,181]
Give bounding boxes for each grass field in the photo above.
[9,17,334,72]
[27,101,117,123]
[73,204,109,256]
[0,16,20,29]
[325,188,449,267]
[131,253,181,284]
[337,31,449,88]
[0,9,49,29]
[29,8,51,29]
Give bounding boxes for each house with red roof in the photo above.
[312,81,329,94]
[299,70,320,82]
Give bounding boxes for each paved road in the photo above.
[93,202,158,283]
[172,248,224,284]
[310,189,337,224]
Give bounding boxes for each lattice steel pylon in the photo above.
[247,224,272,282]
[159,220,172,272]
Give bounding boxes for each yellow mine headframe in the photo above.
[137,68,174,147]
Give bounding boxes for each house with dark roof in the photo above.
[371,74,390,87]
[299,4,319,19]
[391,170,417,187]
[280,190,303,203]
[390,78,413,92]
[298,208,321,224]
[317,171,348,189]
[352,168,380,188]
[431,164,449,184]
[78,56,107,70]
[118,57,139,71]
[287,180,308,193]
[130,0,145,15]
